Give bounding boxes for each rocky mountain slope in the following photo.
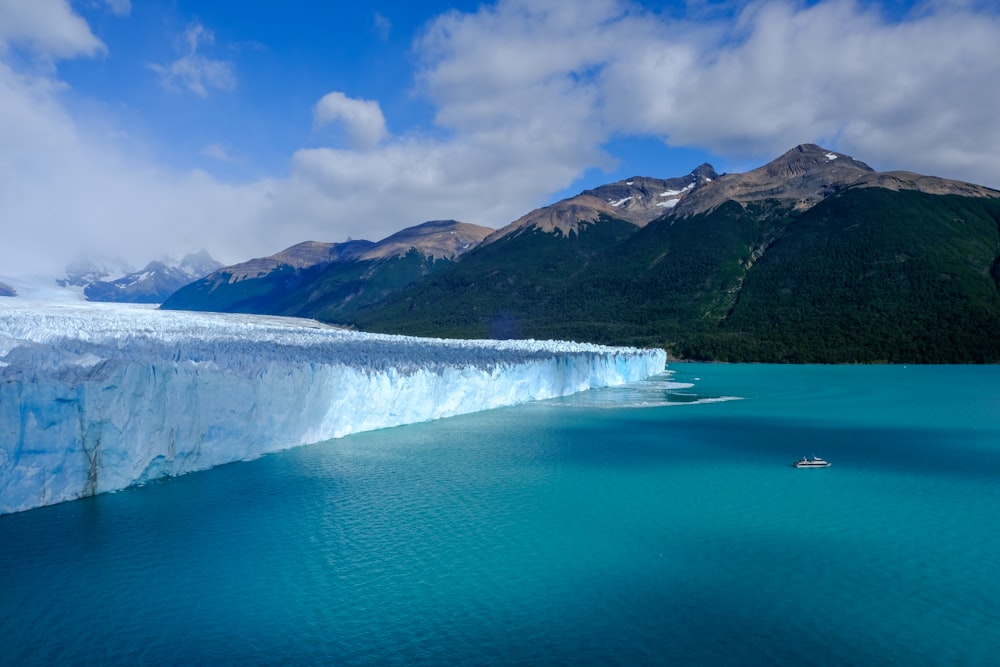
[161,220,492,319]
[665,144,997,218]
[486,166,718,243]
[353,145,1000,362]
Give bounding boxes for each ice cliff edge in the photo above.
[0,301,665,514]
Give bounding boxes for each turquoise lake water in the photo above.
[2,364,1000,666]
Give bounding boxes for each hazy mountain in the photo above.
[81,251,223,304]
[176,249,223,280]
[0,281,15,297]
[57,256,135,288]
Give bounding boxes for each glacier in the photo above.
[0,299,665,514]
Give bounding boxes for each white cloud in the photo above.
[149,21,235,96]
[272,0,1000,247]
[269,125,601,239]
[414,0,1000,187]
[597,0,1000,182]
[313,92,389,149]
[0,0,106,60]
[0,60,269,277]
[3,0,1000,280]
[103,0,131,17]
[202,143,239,163]
[374,12,392,40]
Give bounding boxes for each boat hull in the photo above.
[793,457,831,468]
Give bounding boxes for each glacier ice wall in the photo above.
[0,301,665,514]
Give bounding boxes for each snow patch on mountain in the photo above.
[660,183,695,197]
[79,251,223,303]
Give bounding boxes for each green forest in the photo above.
[355,189,1000,363]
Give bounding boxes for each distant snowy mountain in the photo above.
[175,249,223,279]
[63,250,223,304]
[57,256,135,288]
[0,281,15,297]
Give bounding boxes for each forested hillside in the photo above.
[356,189,1000,362]
[161,145,1000,363]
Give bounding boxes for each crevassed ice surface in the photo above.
[0,300,665,514]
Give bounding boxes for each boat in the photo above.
[793,455,831,468]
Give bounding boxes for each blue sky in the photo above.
[2,0,999,275]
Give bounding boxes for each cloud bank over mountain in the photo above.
[1,0,998,276]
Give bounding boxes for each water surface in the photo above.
[2,364,999,665]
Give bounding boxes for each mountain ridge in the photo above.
[161,219,492,317]
[665,143,999,218]
[484,166,720,243]
[160,143,1000,362]
[481,143,998,244]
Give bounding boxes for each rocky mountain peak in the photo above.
[667,143,998,218]
[763,143,874,178]
[222,240,371,282]
[582,167,721,224]
[668,144,879,217]
[359,220,494,261]
[178,250,223,278]
[486,164,721,244]
[691,163,720,183]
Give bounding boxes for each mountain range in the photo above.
[163,144,1000,363]
[162,221,492,321]
[57,251,222,303]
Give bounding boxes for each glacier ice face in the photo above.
[0,300,666,514]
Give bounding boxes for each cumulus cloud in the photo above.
[599,0,1000,182]
[264,0,1000,250]
[268,126,601,241]
[3,0,1000,280]
[0,0,106,60]
[149,21,235,96]
[0,60,269,277]
[416,0,1000,185]
[313,92,389,149]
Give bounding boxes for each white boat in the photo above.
[793,455,831,468]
